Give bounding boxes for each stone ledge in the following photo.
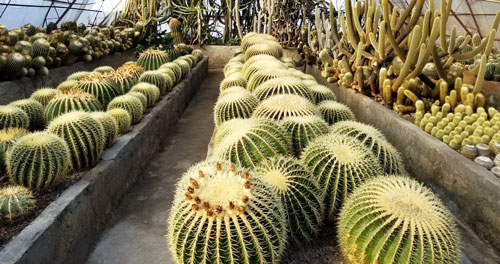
[0,58,208,264]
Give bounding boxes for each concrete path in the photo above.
[86,70,222,264]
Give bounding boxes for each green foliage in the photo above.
[75,74,122,106]
[0,105,30,130]
[90,112,118,147]
[107,94,144,124]
[253,94,320,120]
[107,108,131,134]
[44,90,103,122]
[281,115,329,157]
[213,87,259,127]
[9,99,44,130]
[318,100,355,125]
[130,82,160,107]
[0,186,35,220]
[30,88,59,107]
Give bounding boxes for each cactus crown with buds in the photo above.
[44,89,103,122]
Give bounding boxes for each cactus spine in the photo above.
[44,90,103,122]
[318,100,356,125]
[137,49,170,71]
[213,87,259,127]
[90,112,118,147]
[253,94,320,121]
[107,95,144,124]
[9,99,44,130]
[30,88,59,107]
[281,116,329,157]
[0,186,34,220]
[107,108,131,134]
[0,105,30,130]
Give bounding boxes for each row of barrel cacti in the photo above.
[0,48,204,221]
[166,33,461,264]
[0,20,142,80]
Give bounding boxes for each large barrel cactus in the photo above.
[213,118,291,168]
[44,90,103,122]
[75,74,122,106]
[246,68,290,92]
[105,70,138,94]
[0,105,30,130]
[9,99,44,130]
[253,94,320,121]
[30,87,59,107]
[331,121,405,174]
[255,156,323,245]
[0,186,34,220]
[47,111,106,172]
[244,41,283,61]
[130,82,160,107]
[281,115,329,157]
[167,160,287,264]
[301,133,383,220]
[253,76,314,101]
[7,132,70,189]
[307,84,337,104]
[0,128,29,169]
[318,100,355,125]
[137,49,170,71]
[213,87,259,127]
[90,112,118,147]
[338,175,461,264]
[107,94,144,124]
[107,108,131,134]
[139,71,168,95]
[220,73,247,91]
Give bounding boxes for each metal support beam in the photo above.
[450,8,473,36]
[466,0,482,38]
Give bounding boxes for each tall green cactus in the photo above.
[9,99,44,130]
[0,105,30,130]
[137,49,170,71]
[75,74,122,106]
[30,88,59,107]
[47,111,106,172]
[318,100,356,125]
[107,108,131,134]
[107,95,144,124]
[253,76,314,101]
[7,132,70,189]
[130,83,160,108]
[138,71,168,95]
[90,112,118,147]
[281,115,329,157]
[255,156,324,245]
[167,160,287,264]
[338,175,461,264]
[253,94,320,120]
[169,18,185,45]
[0,186,35,220]
[301,133,383,220]
[44,90,103,122]
[213,87,259,127]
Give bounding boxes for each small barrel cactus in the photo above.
[138,71,168,95]
[307,84,337,103]
[137,49,170,71]
[9,99,44,130]
[93,66,114,73]
[281,115,329,157]
[301,133,383,220]
[30,87,59,107]
[213,118,291,168]
[157,67,177,87]
[57,80,78,92]
[0,128,30,169]
[66,71,92,81]
[47,111,106,172]
[246,68,290,92]
[105,70,138,94]
[107,108,131,134]
[0,105,30,130]
[90,112,118,147]
[244,41,283,61]
[127,91,148,109]
[75,74,122,106]
[44,90,103,122]
[253,94,320,121]
[167,160,287,264]
[213,87,259,127]
[253,76,314,101]
[318,100,355,125]
[255,156,323,245]
[220,73,247,91]
[241,33,277,51]
[160,62,182,83]
[7,132,70,189]
[117,63,144,80]
[0,186,35,220]
[338,175,461,264]
[130,82,160,107]
[191,49,204,63]
[107,95,144,124]
[173,58,191,78]
[331,121,405,174]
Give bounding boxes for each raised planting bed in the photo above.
[0,57,208,264]
[307,64,500,262]
[0,50,135,105]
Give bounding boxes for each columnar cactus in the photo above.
[0,186,34,220]
[220,73,247,91]
[253,77,314,101]
[169,18,184,45]
[130,82,160,107]
[318,100,355,125]
[255,156,323,245]
[9,99,44,130]
[107,95,144,124]
[30,88,59,107]
[167,160,287,264]
[137,49,170,71]
[90,112,118,147]
[75,74,122,106]
[301,133,383,220]
[213,118,292,168]
[47,111,106,172]
[246,68,290,92]
[44,90,103,122]
[281,116,329,157]
[107,108,131,134]
[213,87,259,127]
[7,132,70,189]
[138,71,168,95]
[331,121,405,174]
[253,94,320,121]
[0,105,30,130]
[338,175,461,264]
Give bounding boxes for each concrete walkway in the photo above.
[86,70,222,264]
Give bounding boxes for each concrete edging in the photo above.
[0,58,208,264]
[306,65,500,255]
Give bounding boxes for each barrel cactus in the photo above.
[241,33,277,51]
[191,49,203,63]
[173,58,191,78]
[253,94,320,121]
[105,70,138,94]
[44,90,103,122]
[167,160,287,264]
[4,53,25,79]
[67,71,91,81]
[30,88,59,107]
[213,87,259,127]
[220,73,247,91]
[301,133,383,220]
[331,121,405,174]
[137,49,170,71]
[0,128,29,169]
[255,156,323,245]
[90,112,118,147]
[157,66,177,87]
[0,105,29,130]
[0,186,35,220]
[338,175,461,264]
[9,99,44,130]
[307,84,337,103]
[75,74,122,106]
[107,95,144,124]
[7,132,70,189]
[117,63,144,80]
[127,91,148,109]
[107,108,131,134]
[318,100,355,125]
[160,62,182,83]
[47,111,106,172]
[281,115,329,157]
[244,41,283,61]
[93,66,114,73]
[214,118,291,168]
[130,82,160,107]
[57,80,78,91]
[253,76,314,101]
[246,68,290,92]
[138,71,168,95]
